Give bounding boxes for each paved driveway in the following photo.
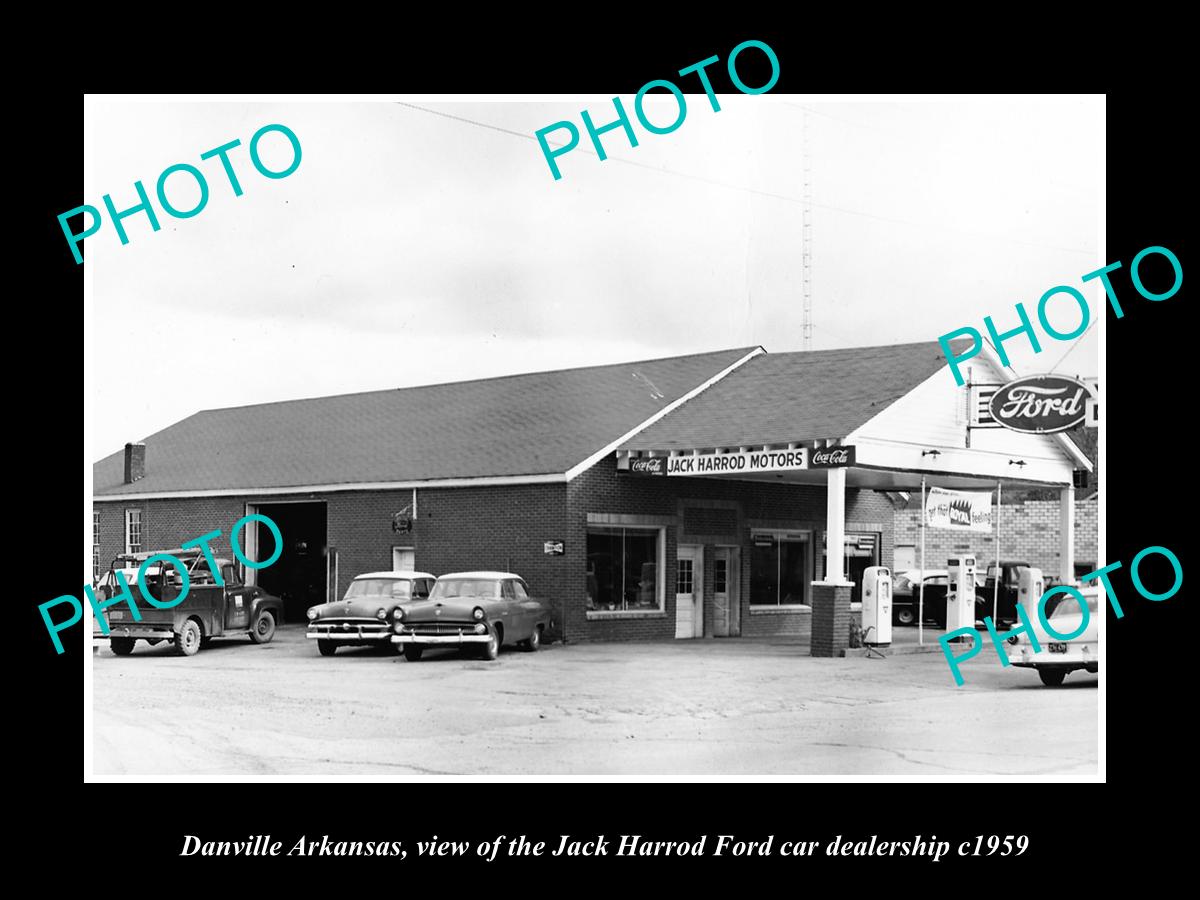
[91,625,1098,777]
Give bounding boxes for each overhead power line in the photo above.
[394,102,1095,257]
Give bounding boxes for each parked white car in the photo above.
[1004,586,1099,686]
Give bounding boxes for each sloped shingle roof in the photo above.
[621,340,962,451]
[94,347,758,496]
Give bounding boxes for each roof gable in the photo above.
[622,341,964,451]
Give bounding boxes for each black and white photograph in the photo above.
[77,93,1104,782]
[76,90,1111,781]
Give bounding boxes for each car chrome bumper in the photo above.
[391,634,490,645]
[95,626,175,640]
[307,627,391,641]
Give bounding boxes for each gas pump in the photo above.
[861,565,892,646]
[946,556,977,632]
[1017,566,1044,619]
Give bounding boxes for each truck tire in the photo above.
[1038,668,1067,687]
[317,640,338,657]
[896,608,915,626]
[110,637,136,656]
[249,610,276,644]
[175,619,202,657]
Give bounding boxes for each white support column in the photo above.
[1060,483,1076,585]
[824,467,847,583]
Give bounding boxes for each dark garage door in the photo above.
[252,501,328,623]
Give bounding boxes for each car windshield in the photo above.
[431,578,501,600]
[345,579,411,599]
[894,576,914,593]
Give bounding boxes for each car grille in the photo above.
[310,619,389,635]
[405,623,477,636]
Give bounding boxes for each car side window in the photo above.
[502,580,516,601]
[412,579,429,599]
[512,580,529,600]
[222,564,242,587]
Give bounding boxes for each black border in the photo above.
[27,22,1188,881]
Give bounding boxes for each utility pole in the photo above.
[801,108,813,350]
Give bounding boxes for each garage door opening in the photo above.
[244,501,328,623]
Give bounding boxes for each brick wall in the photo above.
[93,485,570,632]
[893,494,1098,576]
[93,458,897,645]
[567,457,894,642]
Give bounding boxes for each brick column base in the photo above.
[811,582,854,658]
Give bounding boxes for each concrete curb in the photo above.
[840,643,943,658]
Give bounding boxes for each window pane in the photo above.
[714,558,727,594]
[586,527,659,611]
[126,509,143,554]
[779,539,808,605]
[513,581,529,600]
[676,558,693,594]
[750,536,778,605]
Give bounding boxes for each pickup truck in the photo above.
[94,547,284,656]
[976,560,1033,625]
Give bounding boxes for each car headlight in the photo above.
[1007,634,1020,645]
[473,606,485,621]
[393,607,405,621]
[376,608,387,620]
[306,608,318,621]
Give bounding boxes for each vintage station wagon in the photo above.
[390,571,554,661]
[94,548,284,656]
[306,571,436,656]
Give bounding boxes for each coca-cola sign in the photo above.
[626,456,666,475]
[810,446,856,468]
[988,375,1089,434]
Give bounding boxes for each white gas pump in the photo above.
[1017,566,1045,619]
[861,565,892,646]
[946,556,977,632]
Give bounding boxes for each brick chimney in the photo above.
[124,442,146,484]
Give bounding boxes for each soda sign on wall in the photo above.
[810,446,856,467]
[988,375,1090,434]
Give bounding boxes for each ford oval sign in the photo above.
[988,375,1089,434]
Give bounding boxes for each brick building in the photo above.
[93,341,1091,655]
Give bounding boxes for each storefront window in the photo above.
[821,532,882,604]
[587,526,663,612]
[750,531,811,606]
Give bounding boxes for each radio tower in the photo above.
[801,108,813,351]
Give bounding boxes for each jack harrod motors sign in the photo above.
[988,375,1089,434]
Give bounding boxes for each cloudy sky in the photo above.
[85,96,1101,460]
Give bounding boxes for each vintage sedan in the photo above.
[1004,586,1099,686]
[390,571,553,661]
[94,548,283,656]
[306,571,436,656]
